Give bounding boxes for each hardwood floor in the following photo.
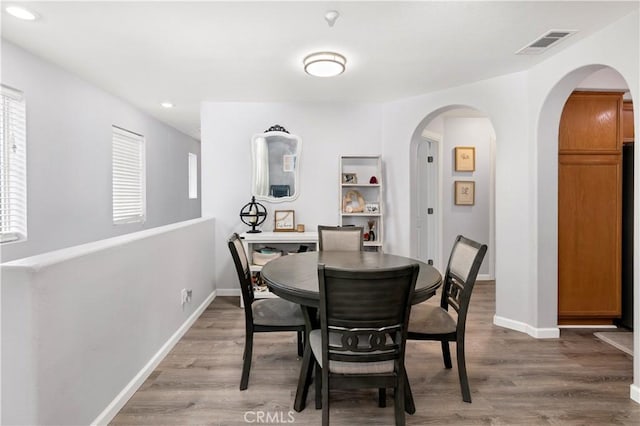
[111,282,640,425]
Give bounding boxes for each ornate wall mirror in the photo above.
[251,125,301,203]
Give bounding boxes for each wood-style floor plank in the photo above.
[111,282,640,425]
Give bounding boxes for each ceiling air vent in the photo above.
[516,30,577,55]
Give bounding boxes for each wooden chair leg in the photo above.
[441,340,453,369]
[378,388,386,407]
[403,370,415,415]
[456,337,472,403]
[315,361,322,409]
[394,373,406,426]
[322,369,330,426]
[240,329,253,390]
[297,330,304,357]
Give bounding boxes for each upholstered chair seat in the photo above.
[252,298,305,327]
[408,304,457,335]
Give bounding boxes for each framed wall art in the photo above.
[274,210,295,232]
[454,146,475,171]
[454,181,475,206]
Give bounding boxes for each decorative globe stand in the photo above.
[240,196,267,233]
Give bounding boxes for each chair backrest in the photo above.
[317,225,364,251]
[317,263,419,366]
[228,233,254,311]
[440,235,487,333]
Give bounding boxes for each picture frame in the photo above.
[454,146,475,172]
[342,173,357,184]
[274,210,295,232]
[454,181,475,206]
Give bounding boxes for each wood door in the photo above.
[558,91,623,324]
[558,154,621,320]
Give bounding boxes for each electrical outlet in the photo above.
[181,288,193,307]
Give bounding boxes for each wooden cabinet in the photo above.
[623,100,634,143]
[558,91,623,324]
[339,155,384,250]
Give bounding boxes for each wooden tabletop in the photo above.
[261,251,442,308]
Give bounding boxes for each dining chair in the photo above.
[407,235,487,403]
[317,225,364,251]
[311,263,420,426]
[227,233,306,390]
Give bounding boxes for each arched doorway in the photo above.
[410,106,496,279]
[537,64,635,330]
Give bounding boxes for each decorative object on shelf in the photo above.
[367,220,376,241]
[454,181,475,205]
[365,203,380,213]
[342,190,365,213]
[369,176,378,184]
[454,146,476,171]
[297,224,305,232]
[252,247,283,266]
[240,196,267,233]
[274,210,296,232]
[265,124,289,133]
[342,172,357,184]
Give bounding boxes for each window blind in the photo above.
[0,85,27,243]
[112,126,146,224]
[188,152,198,199]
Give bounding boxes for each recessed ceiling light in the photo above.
[303,52,346,77]
[160,102,174,108]
[5,5,39,21]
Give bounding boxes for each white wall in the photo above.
[201,102,383,292]
[0,40,202,262]
[442,117,493,276]
[1,218,216,425]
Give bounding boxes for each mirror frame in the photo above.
[251,129,302,203]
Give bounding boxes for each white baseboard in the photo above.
[631,384,640,404]
[91,290,217,426]
[493,315,560,339]
[216,288,240,297]
[559,324,617,329]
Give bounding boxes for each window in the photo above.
[112,126,145,224]
[188,152,198,199]
[0,85,27,243]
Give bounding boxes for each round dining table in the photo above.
[260,250,443,413]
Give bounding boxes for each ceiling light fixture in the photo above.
[5,5,39,21]
[160,101,174,108]
[303,52,346,77]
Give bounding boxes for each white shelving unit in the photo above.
[339,155,383,251]
[239,231,318,306]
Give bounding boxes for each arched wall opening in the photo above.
[537,64,635,331]
[410,105,496,279]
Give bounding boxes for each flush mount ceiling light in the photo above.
[5,5,39,21]
[303,52,346,77]
[160,101,174,108]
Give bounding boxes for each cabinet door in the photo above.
[559,92,622,154]
[558,154,621,320]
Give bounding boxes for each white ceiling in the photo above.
[2,1,638,140]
